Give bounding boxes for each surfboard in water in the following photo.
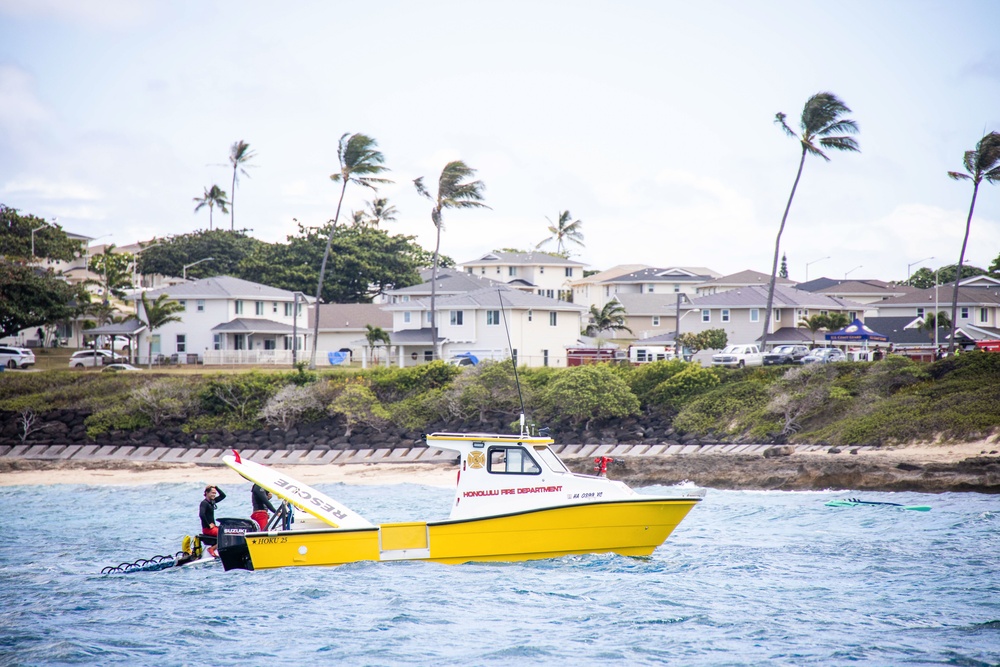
[222,452,374,529]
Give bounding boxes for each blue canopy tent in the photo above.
[824,318,889,353]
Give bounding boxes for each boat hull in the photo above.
[241,497,698,569]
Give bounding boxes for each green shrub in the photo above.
[367,361,461,402]
[673,382,772,435]
[646,365,721,408]
[628,360,690,403]
[329,382,390,435]
[536,364,639,428]
[85,404,153,438]
[198,372,282,421]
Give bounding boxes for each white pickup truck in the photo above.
[711,344,763,368]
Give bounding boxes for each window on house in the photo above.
[980,307,989,323]
[235,300,243,315]
[284,303,292,316]
[450,311,464,326]
[486,310,500,325]
[605,286,610,297]
[264,339,276,350]
[402,295,410,302]
[176,334,186,353]
[750,308,759,322]
[426,312,432,324]
[961,307,970,319]
[197,300,205,312]
[234,334,246,350]
[466,267,473,274]
[546,289,554,298]
[213,334,221,351]
[652,316,660,327]
[272,302,278,313]
[255,301,264,316]
[424,350,433,362]
[178,300,186,310]
[496,267,501,274]
[774,310,781,322]
[722,309,730,323]
[849,311,857,320]
[565,267,573,277]
[916,308,925,318]
[647,286,655,293]
[701,309,710,323]
[543,349,549,367]
[549,312,558,326]
[481,268,486,275]
[404,312,411,323]
[527,310,533,322]
[509,267,517,276]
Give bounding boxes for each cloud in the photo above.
[0,65,51,131]
[0,178,102,201]
[0,0,154,29]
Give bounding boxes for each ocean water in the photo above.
[0,480,998,667]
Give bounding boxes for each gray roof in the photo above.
[85,318,147,335]
[384,286,587,312]
[308,303,392,331]
[385,328,443,345]
[698,269,795,288]
[211,318,296,334]
[877,285,1000,308]
[141,275,300,300]
[686,285,866,311]
[606,267,716,284]
[612,293,685,315]
[863,316,945,347]
[459,251,585,267]
[390,270,506,296]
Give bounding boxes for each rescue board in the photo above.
[223,452,374,529]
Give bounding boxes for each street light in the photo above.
[131,242,164,289]
[906,256,934,285]
[673,292,691,360]
[804,256,830,282]
[85,234,113,278]
[844,265,863,280]
[31,223,49,257]
[182,257,214,280]
[291,291,304,365]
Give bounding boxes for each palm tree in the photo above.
[414,161,490,361]
[193,185,230,231]
[797,313,829,346]
[761,92,860,349]
[139,293,184,368]
[920,310,952,346]
[365,197,398,227]
[586,301,632,351]
[536,210,583,255]
[309,133,392,369]
[364,324,391,365]
[228,140,256,231]
[946,131,1000,354]
[825,312,850,331]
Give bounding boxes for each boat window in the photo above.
[533,446,569,473]
[488,447,541,475]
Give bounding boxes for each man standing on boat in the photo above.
[199,485,226,557]
[250,484,278,530]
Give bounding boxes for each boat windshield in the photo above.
[533,446,569,473]
[488,446,541,475]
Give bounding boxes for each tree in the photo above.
[779,253,789,279]
[310,133,392,369]
[762,92,860,348]
[586,301,632,350]
[0,205,78,261]
[908,264,986,289]
[365,324,391,365]
[825,312,850,332]
[798,313,829,346]
[414,161,490,361]
[677,329,728,355]
[919,311,951,343]
[139,293,184,368]
[137,229,263,279]
[88,245,133,301]
[193,185,230,231]
[365,197,398,227]
[536,210,584,254]
[228,140,256,231]
[946,131,1000,353]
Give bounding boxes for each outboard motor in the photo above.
[216,517,256,571]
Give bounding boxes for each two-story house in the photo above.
[585,266,721,312]
[459,251,586,301]
[695,269,796,296]
[796,277,918,306]
[871,276,1000,347]
[133,276,309,364]
[570,264,650,309]
[382,286,587,367]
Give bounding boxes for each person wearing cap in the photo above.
[199,485,226,557]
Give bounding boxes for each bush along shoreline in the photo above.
[3,354,1000,453]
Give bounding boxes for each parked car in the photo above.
[0,346,36,369]
[102,363,143,372]
[447,353,479,367]
[69,349,127,368]
[800,347,847,364]
[711,344,763,368]
[763,344,810,366]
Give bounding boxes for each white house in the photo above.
[134,276,309,365]
[309,303,393,364]
[458,251,586,301]
[583,266,721,311]
[381,286,587,367]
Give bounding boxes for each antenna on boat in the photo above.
[498,289,527,435]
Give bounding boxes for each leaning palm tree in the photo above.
[414,161,490,361]
[586,301,632,351]
[309,133,392,369]
[139,293,184,368]
[193,185,230,231]
[228,140,256,231]
[536,210,584,254]
[946,131,1000,354]
[761,92,860,349]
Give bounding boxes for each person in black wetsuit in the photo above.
[250,484,278,530]
[199,485,226,557]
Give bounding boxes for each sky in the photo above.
[2,0,999,284]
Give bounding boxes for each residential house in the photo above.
[606,293,683,342]
[589,266,721,312]
[133,276,308,365]
[570,264,650,309]
[796,277,918,306]
[695,269,796,296]
[381,285,587,367]
[680,285,868,348]
[458,251,586,301]
[383,269,504,307]
[308,303,393,364]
